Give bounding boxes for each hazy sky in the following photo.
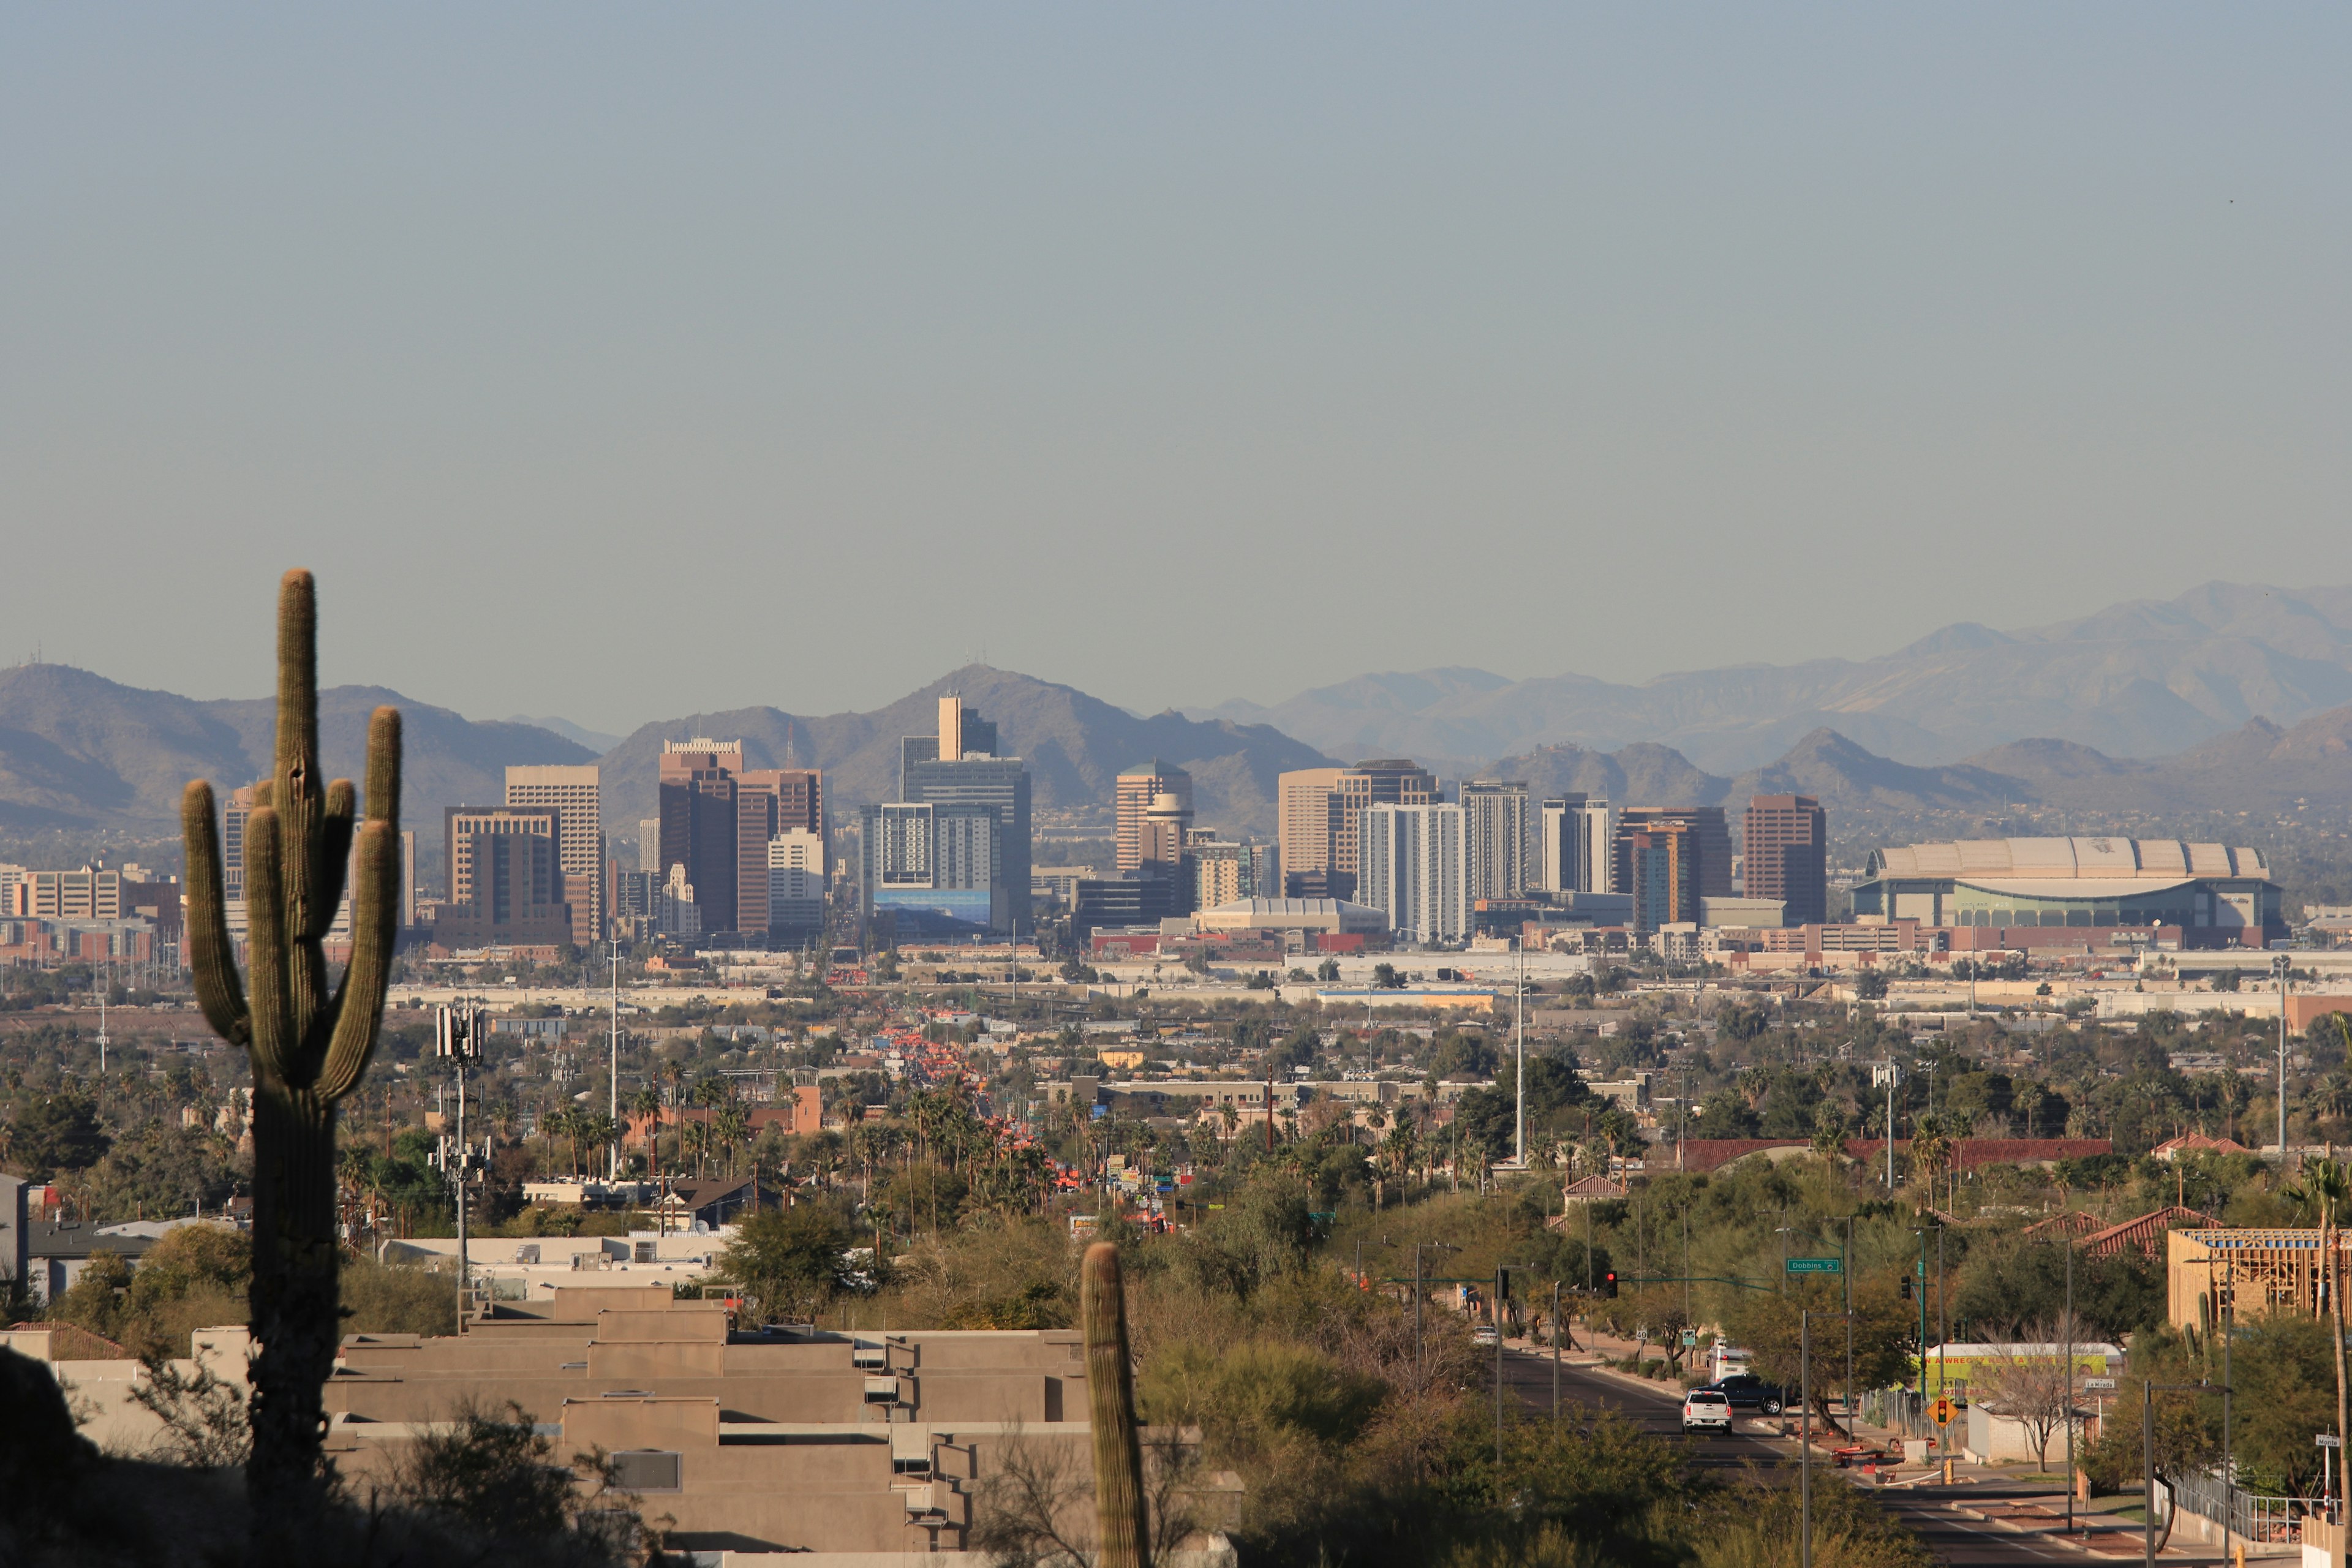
[6,6,2346,733]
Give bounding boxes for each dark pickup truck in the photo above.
[1702,1374,1787,1415]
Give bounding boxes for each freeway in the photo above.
[1494,1346,2234,1566]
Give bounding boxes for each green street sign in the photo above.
[1785,1258,1844,1275]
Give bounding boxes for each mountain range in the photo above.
[1191,581,2352,775]
[6,577,2352,875]
[0,662,1332,845]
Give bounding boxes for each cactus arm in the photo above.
[312,779,356,940]
[319,709,401,1099]
[180,780,251,1049]
[319,820,396,1101]
[364,706,401,842]
[1080,1242,1152,1568]
[271,571,332,1040]
[244,807,295,1087]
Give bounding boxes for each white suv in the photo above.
[1681,1388,1733,1436]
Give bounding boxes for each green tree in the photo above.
[7,1090,111,1177]
[718,1203,857,1321]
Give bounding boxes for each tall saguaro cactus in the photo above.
[1080,1241,1152,1568]
[182,570,401,1548]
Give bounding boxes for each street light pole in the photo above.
[2278,953,2294,1158]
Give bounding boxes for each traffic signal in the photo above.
[1900,1276,1913,1300]
[1602,1271,1618,1299]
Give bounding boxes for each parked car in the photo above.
[1471,1324,1499,1349]
[1705,1374,1785,1414]
[1681,1388,1733,1436]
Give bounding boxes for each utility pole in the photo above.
[610,941,622,1182]
[2278,954,2294,1158]
[436,1006,483,1333]
[1551,1278,1562,1421]
[1514,939,1526,1167]
[2064,1237,2076,1536]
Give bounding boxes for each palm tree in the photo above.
[2286,1158,2352,1460]
[713,1103,749,1180]
[630,1086,662,1174]
[1219,1102,1241,1143]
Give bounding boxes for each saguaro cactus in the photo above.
[182,570,401,1549]
[1080,1240,1152,1568]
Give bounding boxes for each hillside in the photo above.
[1199,581,2352,772]
[0,663,593,839]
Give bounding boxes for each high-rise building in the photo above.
[399,830,418,928]
[1611,807,1732,904]
[735,769,824,940]
[1538,796,1616,895]
[1116,761,1193,872]
[1357,802,1468,945]
[1189,839,1265,910]
[900,695,998,794]
[1278,760,1439,901]
[506,765,604,945]
[437,807,573,949]
[638,818,660,875]
[1277,766,1347,893]
[222,786,257,900]
[1625,823,1702,935]
[658,740,744,935]
[767,828,827,938]
[1744,794,1828,925]
[1460,780,1532,900]
[653,742,825,943]
[858,801,998,933]
[1138,793,1193,873]
[897,699,1028,935]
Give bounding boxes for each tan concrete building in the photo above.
[1116,761,1193,873]
[506,764,606,944]
[320,1284,1234,1561]
[1278,761,1438,897]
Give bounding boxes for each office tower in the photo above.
[1190,839,1264,910]
[736,768,824,940]
[1357,802,1468,945]
[659,739,744,938]
[1277,767,1346,894]
[1744,794,1828,925]
[638,818,660,874]
[399,830,417,928]
[1138,792,1194,873]
[436,807,573,948]
[859,801,997,933]
[900,695,998,794]
[1539,796,1616,894]
[1625,824,1701,934]
[445,806,561,904]
[507,764,605,944]
[222,786,257,900]
[767,828,827,937]
[898,699,1028,935]
[1278,759,1439,901]
[1460,780,1532,900]
[1116,761,1193,872]
[658,864,701,940]
[611,865,659,929]
[1611,807,1732,903]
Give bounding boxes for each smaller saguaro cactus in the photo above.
[1080,1240,1152,1568]
[182,570,401,1553]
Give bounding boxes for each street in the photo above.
[1496,1345,2243,1566]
